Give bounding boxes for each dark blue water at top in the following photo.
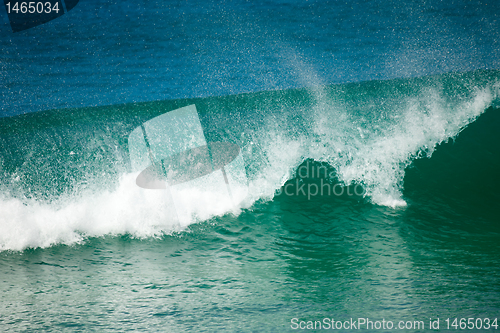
[1,2,500,331]
[0,0,499,117]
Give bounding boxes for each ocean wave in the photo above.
[1,70,499,250]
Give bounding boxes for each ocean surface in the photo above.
[1,0,500,331]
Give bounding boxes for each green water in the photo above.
[1,71,500,331]
[1,188,499,331]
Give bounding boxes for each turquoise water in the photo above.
[1,0,500,331]
[1,70,500,331]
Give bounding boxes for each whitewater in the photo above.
[1,70,498,251]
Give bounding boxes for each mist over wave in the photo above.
[0,70,499,251]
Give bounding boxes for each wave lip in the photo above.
[304,76,498,207]
[0,70,499,251]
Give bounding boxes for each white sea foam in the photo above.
[0,170,252,251]
[302,84,496,207]
[0,78,497,251]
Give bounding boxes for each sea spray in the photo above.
[1,70,499,250]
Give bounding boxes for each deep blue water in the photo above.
[1,0,499,116]
[1,1,500,332]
